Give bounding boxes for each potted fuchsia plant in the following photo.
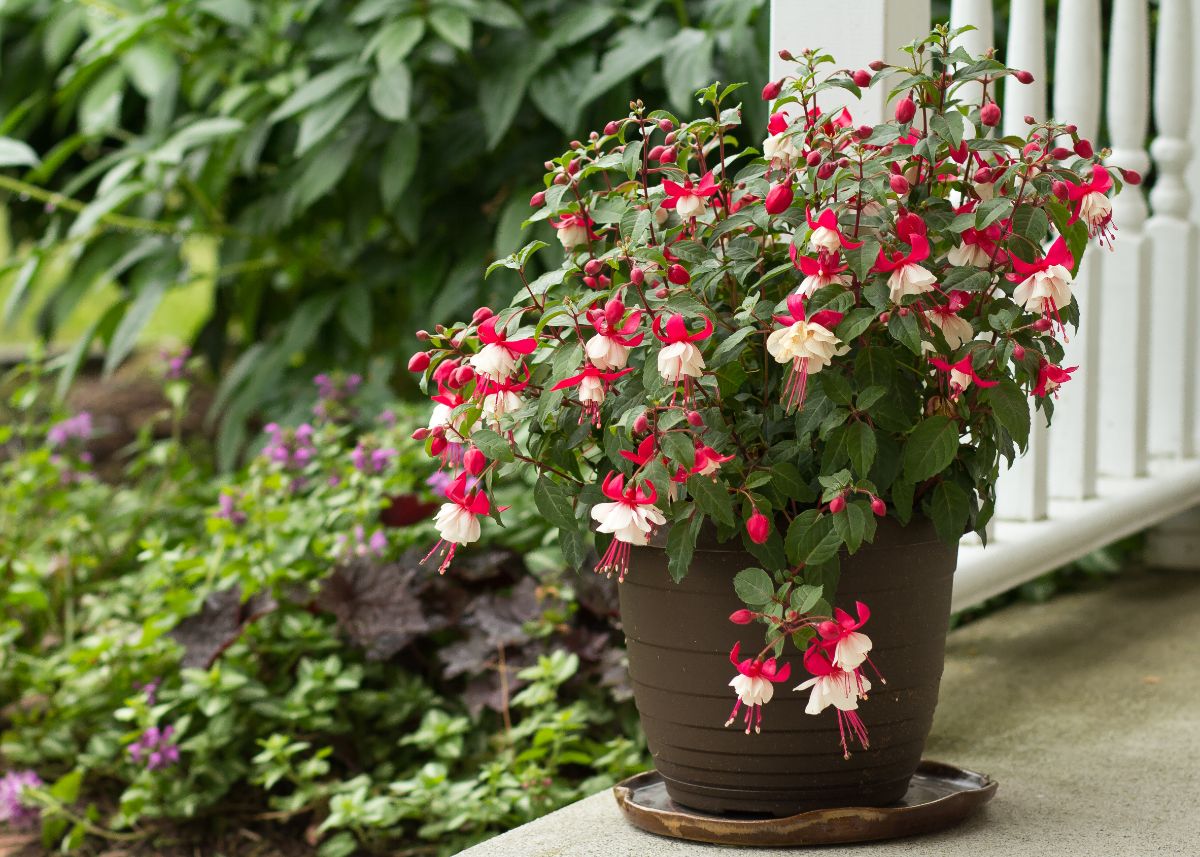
[408,29,1126,817]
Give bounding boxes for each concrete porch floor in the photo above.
[460,567,1200,856]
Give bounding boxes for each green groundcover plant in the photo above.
[0,358,642,855]
[408,28,1126,754]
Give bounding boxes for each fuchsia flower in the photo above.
[689,442,735,477]
[763,111,800,161]
[947,204,1008,267]
[552,366,633,426]
[619,434,657,467]
[652,313,712,400]
[724,641,792,735]
[428,385,468,438]
[469,316,536,381]
[1065,164,1115,245]
[1032,360,1077,398]
[479,368,530,421]
[790,247,849,296]
[661,171,719,220]
[794,645,871,758]
[424,472,499,573]
[817,602,875,671]
[926,290,975,349]
[591,473,666,581]
[874,233,938,302]
[552,211,597,249]
[1008,236,1074,332]
[930,355,999,397]
[806,208,864,253]
[585,298,644,370]
[765,295,845,412]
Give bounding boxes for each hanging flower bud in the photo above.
[870,497,886,517]
[980,102,1001,127]
[895,95,916,124]
[648,144,665,161]
[584,259,604,276]
[1074,139,1094,158]
[806,150,822,167]
[463,447,486,476]
[530,191,545,207]
[686,410,704,427]
[762,80,783,100]
[857,124,873,139]
[851,69,872,87]
[1052,180,1070,200]
[633,413,650,434]
[1051,147,1072,161]
[1032,318,1053,332]
[630,266,645,285]
[730,609,756,625]
[408,352,430,372]
[1121,169,1142,186]
[1012,344,1026,361]
[778,49,794,61]
[1014,70,1035,84]
[816,162,837,180]
[452,365,475,387]
[830,495,846,513]
[869,59,886,71]
[429,436,447,457]
[604,120,620,135]
[667,264,691,285]
[765,181,794,214]
[658,118,673,132]
[412,427,430,440]
[659,146,678,164]
[746,510,770,545]
[889,174,910,194]
[472,306,494,323]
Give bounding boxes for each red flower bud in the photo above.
[889,174,911,194]
[472,306,494,323]
[857,124,873,139]
[1032,318,1053,332]
[805,150,822,167]
[584,258,604,276]
[1052,180,1070,200]
[879,311,890,323]
[1074,139,1094,159]
[898,307,909,317]
[974,166,993,183]
[655,287,669,298]
[566,159,580,175]
[416,329,430,341]
[1121,168,1143,186]
[895,95,916,124]
[980,102,1001,127]
[633,413,650,434]
[870,497,886,517]
[664,131,676,145]
[1014,69,1035,85]
[598,274,611,288]
[658,118,674,132]
[530,191,545,207]
[746,510,770,545]
[630,266,645,285]
[852,69,872,87]
[869,59,886,71]
[729,609,756,625]
[452,365,475,386]
[761,80,783,100]
[552,173,568,185]
[830,495,846,514]
[765,181,794,214]
[659,146,677,164]
[1022,142,1042,159]
[411,427,430,441]
[1012,343,1026,361]
[464,447,486,476]
[686,410,704,427]
[667,264,691,285]
[1051,147,1072,161]
[648,144,665,161]
[583,276,597,289]
[604,120,620,135]
[408,352,430,372]
[778,49,794,61]
[816,162,837,180]
[429,436,447,456]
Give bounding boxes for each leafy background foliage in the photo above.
[0,0,768,466]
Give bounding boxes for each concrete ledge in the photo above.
[460,568,1200,856]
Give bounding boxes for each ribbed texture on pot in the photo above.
[619,516,957,817]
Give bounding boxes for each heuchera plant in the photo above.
[408,28,1126,757]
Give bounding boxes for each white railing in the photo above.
[771,0,1200,611]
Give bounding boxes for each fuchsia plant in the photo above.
[409,28,1124,757]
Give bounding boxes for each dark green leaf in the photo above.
[688,475,734,527]
[930,481,970,544]
[733,567,774,606]
[902,415,960,482]
[471,428,515,463]
[845,421,877,476]
[533,478,579,532]
[984,380,1031,451]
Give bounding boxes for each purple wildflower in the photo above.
[262,423,317,470]
[336,525,387,559]
[312,373,363,421]
[128,726,181,771]
[377,409,397,428]
[0,770,43,829]
[215,492,247,526]
[135,680,160,706]
[351,443,396,475]
[162,347,191,380]
[426,471,454,498]
[47,412,93,448]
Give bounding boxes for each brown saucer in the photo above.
[612,760,997,847]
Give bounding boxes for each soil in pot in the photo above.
[619,515,958,817]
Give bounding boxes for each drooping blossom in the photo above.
[765,294,845,412]
[724,642,791,735]
[661,171,719,220]
[428,386,468,436]
[0,770,42,828]
[469,316,537,381]
[930,355,999,398]
[1066,164,1115,245]
[806,208,864,253]
[128,725,181,771]
[1009,236,1074,330]
[690,442,735,477]
[478,369,530,422]
[47,412,93,448]
[790,246,849,297]
[874,233,938,302]
[926,290,975,349]
[424,472,497,573]
[585,299,644,370]
[1032,360,1077,398]
[794,645,871,758]
[591,473,666,581]
[552,212,597,249]
[816,602,874,670]
[262,423,316,469]
[619,434,657,468]
[946,204,1007,267]
[651,313,712,399]
[762,111,800,162]
[551,366,633,426]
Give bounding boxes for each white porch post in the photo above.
[769,0,932,125]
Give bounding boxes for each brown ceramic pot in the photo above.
[619,515,957,817]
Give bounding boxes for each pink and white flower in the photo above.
[652,313,712,400]
[790,246,849,297]
[1066,164,1115,245]
[762,112,800,162]
[874,233,938,302]
[724,642,792,735]
[1009,236,1074,329]
[926,290,975,349]
[424,473,501,573]
[1032,359,1077,398]
[930,354,999,398]
[591,473,666,580]
[478,370,530,421]
[816,601,874,670]
[766,294,845,412]
[806,208,864,254]
[661,171,719,220]
[585,298,644,370]
[794,645,871,758]
[469,316,536,381]
[552,212,596,249]
[551,366,633,426]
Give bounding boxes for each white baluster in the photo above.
[1194,0,1200,456]
[1098,0,1152,478]
[1048,0,1103,500]
[1147,0,1197,459]
[950,0,995,107]
[996,0,1049,521]
[769,0,932,125]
